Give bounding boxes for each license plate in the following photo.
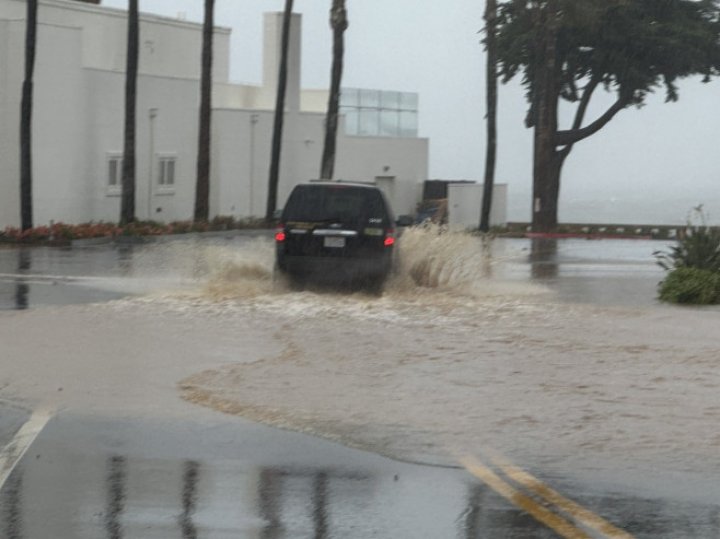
[324,236,346,248]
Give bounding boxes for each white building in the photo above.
[0,0,429,228]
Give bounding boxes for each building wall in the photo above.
[448,183,508,230]
[211,108,429,220]
[212,109,271,218]
[0,0,231,81]
[300,89,328,113]
[335,133,429,216]
[84,69,201,223]
[0,19,22,228]
[33,22,89,224]
[263,12,301,113]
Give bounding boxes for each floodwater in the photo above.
[1,229,719,518]
[0,230,666,310]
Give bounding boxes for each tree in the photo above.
[120,0,139,225]
[496,0,720,231]
[319,0,348,181]
[479,0,498,232]
[194,0,215,222]
[20,0,37,231]
[265,0,294,222]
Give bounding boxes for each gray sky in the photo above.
[102,0,720,224]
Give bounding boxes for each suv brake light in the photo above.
[384,229,396,247]
[275,225,286,242]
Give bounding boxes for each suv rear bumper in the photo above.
[277,253,392,281]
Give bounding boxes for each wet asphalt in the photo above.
[2,410,720,538]
[0,411,560,539]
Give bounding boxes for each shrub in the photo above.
[210,215,236,230]
[654,208,720,272]
[654,227,720,272]
[658,267,720,305]
[168,220,194,234]
[0,215,271,245]
[654,207,720,304]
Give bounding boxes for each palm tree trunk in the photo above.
[319,0,348,181]
[120,0,138,225]
[479,0,497,232]
[20,0,38,232]
[194,0,214,222]
[265,0,294,222]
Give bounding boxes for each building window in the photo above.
[107,154,122,196]
[340,87,419,138]
[157,155,176,192]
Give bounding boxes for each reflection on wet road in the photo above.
[179,460,199,539]
[104,456,126,539]
[0,413,570,538]
[2,413,720,538]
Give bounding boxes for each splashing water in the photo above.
[388,225,545,299]
[200,239,278,300]
[139,227,549,305]
[156,226,546,304]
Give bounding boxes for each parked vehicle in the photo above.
[275,182,397,290]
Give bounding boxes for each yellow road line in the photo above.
[487,452,635,539]
[460,455,593,539]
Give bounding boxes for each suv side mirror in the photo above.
[396,215,414,227]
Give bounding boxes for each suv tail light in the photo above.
[384,229,396,247]
[275,225,286,242]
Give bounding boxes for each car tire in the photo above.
[287,272,306,292]
[363,274,387,296]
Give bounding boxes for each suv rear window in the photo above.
[283,185,388,224]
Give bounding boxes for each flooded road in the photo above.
[0,231,666,310]
[1,230,719,537]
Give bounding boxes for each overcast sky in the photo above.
[102,0,720,224]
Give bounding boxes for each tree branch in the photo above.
[555,94,627,147]
[570,77,599,131]
[558,76,600,159]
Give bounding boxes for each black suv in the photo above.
[275,182,397,288]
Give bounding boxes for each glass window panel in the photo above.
[108,159,118,186]
[359,109,379,136]
[381,91,400,110]
[166,160,175,185]
[379,110,400,137]
[400,92,418,111]
[158,160,166,185]
[342,109,359,135]
[360,89,380,108]
[399,111,418,137]
[340,88,359,108]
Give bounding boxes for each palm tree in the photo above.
[20,0,38,231]
[319,0,348,181]
[265,0,294,222]
[120,0,139,225]
[479,0,497,232]
[194,0,215,222]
